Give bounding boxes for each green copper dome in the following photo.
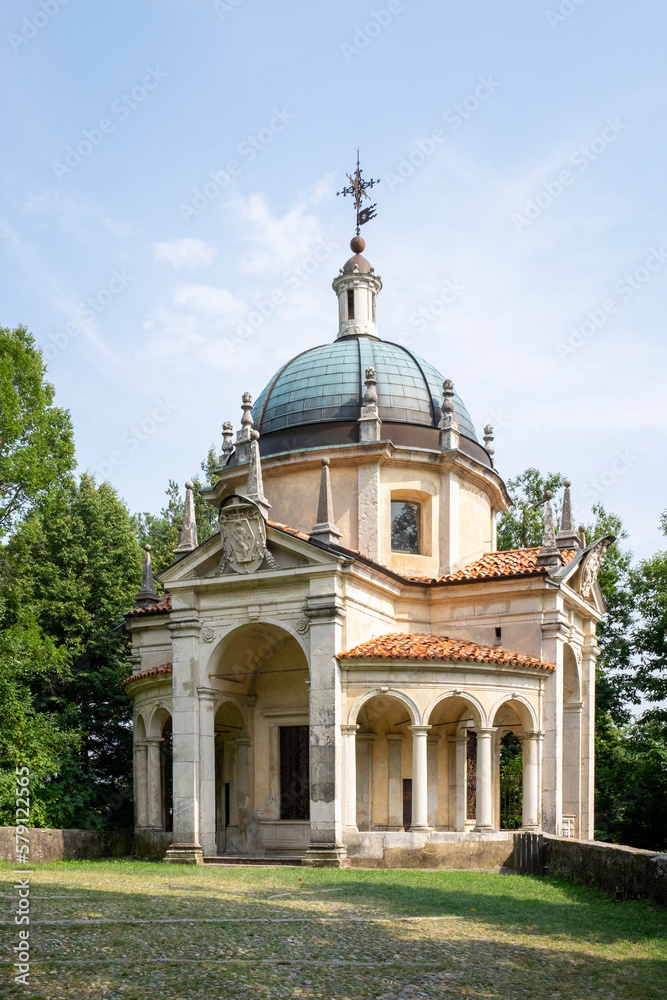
[253,338,477,441]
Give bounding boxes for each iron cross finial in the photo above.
[337,149,380,236]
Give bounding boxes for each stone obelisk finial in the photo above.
[246,429,270,521]
[483,424,496,469]
[235,392,254,464]
[135,544,159,607]
[439,379,460,452]
[358,366,382,442]
[556,479,581,549]
[219,420,234,466]
[310,458,342,547]
[174,481,198,560]
[536,495,564,571]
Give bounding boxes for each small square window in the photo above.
[391,501,420,553]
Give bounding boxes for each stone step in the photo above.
[203,855,303,867]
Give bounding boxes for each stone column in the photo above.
[448,735,467,831]
[522,731,543,831]
[580,630,598,840]
[135,742,148,829]
[145,739,163,829]
[541,616,566,835]
[427,735,440,828]
[473,728,496,831]
[236,736,251,851]
[303,598,348,867]
[409,725,431,830]
[198,687,218,858]
[386,734,403,829]
[355,733,375,831]
[165,616,203,864]
[341,724,359,831]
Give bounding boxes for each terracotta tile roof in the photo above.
[121,663,173,689]
[339,633,554,670]
[267,520,313,542]
[126,594,172,617]
[407,547,579,585]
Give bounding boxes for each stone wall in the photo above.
[513,834,667,908]
[133,831,173,861]
[0,828,133,864]
[346,831,515,870]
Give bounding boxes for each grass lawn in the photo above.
[0,861,665,999]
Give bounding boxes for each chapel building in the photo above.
[124,223,611,866]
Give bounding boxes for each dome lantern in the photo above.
[332,236,382,340]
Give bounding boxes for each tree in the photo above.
[496,468,565,549]
[1,473,143,828]
[0,326,75,533]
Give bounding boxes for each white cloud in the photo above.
[153,237,217,269]
[172,283,244,316]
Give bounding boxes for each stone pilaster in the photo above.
[135,742,148,829]
[165,616,203,864]
[341,724,359,831]
[386,734,403,830]
[522,731,543,831]
[541,616,567,835]
[580,629,598,840]
[198,687,218,858]
[302,598,349,867]
[145,739,163,829]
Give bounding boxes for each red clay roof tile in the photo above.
[121,663,173,689]
[126,594,172,617]
[339,633,554,670]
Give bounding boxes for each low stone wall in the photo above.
[0,827,133,864]
[133,830,173,861]
[543,836,667,907]
[346,831,515,870]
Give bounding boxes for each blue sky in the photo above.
[2,0,666,560]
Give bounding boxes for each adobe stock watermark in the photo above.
[556,246,667,360]
[571,450,638,521]
[42,266,134,361]
[384,75,501,191]
[512,117,627,232]
[8,0,72,53]
[213,0,246,18]
[546,0,589,30]
[224,236,337,351]
[51,66,168,181]
[340,0,406,62]
[179,107,295,222]
[93,399,179,480]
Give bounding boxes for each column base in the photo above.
[473,825,495,834]
[164,842,204,865]
[302,843,350,868]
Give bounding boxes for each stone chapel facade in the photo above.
[123,232,612,866]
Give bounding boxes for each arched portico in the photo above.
[562,644,582,837]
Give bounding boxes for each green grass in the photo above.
[0,860,665,999]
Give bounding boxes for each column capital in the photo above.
[340,724,359,736]
[385,732,404,743]
[143,737,164,746]
[168,616,201,639]
[471,727,497,738]
[408,725,432,736]
[356,732,376,743]
[197,686,218,703]
[524,730,545,741]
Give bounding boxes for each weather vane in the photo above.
[337,149,380,236]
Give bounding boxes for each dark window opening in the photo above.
[279,726,310,820]
[347,288,355,319]
[161,718,173,832]
[391,501,420,553]
[495,627,502,643]
[500,732,523,830]
[466,730,477,822]
[402,778,412,831]
[372,293,376,323]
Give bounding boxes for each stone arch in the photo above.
[135,713,147,741]
[490,694,538,732]
[147,703,172,739]
[563,643,581,703]
[424,691,486,729]
[203,618,310,686]
[348,688,419,727]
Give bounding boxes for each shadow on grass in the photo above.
[0,864,665,1000]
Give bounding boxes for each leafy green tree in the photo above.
[0,326,75,533]
[496,468,565,549]
[1,474,143,828]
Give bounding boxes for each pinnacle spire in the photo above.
[310,458,342,547]
[246,428,270,520]
[174,481,198,559]
[135,544,158,607]
[556,479,581,549]
[358,366,382,442]
[439,379,460,452]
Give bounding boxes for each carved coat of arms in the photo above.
[218,496,270,574]
[579,537,612,600]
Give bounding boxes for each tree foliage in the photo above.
[0,326,75,533]
[496,468,565,549]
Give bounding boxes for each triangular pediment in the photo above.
[158,521,343,586]
[556,537,613,614]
